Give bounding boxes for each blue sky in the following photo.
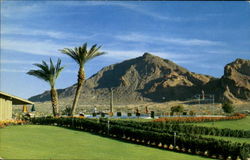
[1,1,250,99]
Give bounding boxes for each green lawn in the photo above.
[190,116,250,130]
[0,125,212,160]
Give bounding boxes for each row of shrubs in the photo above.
[107,119,250,138]
[0,120,26,128]
[30,117,250,160]
[154,113,246,123]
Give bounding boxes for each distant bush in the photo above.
[189,110,196,116]
[62,106,71,116]
[150,111,155,119]
[101,112,105,118]
[171,105,184,115]
[136,112,140,117]
[222,102,234,114]
[117,112,122,117]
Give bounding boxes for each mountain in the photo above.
[221,58,250,103]
[29,53,250,104]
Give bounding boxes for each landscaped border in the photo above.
[0,120,26,128]
[30,117,250,160]
[153,113,246,123]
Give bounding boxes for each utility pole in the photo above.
[110,88,113,113]
[174,132,176,148]
[212,95,214,115]
[198,95,201,115]
[107,119,110,135]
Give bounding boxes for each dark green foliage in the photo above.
[117,112,122,117]
[151,111,155,119]
[101,112,105,118]
[62,106,71,116]
[27,58,64,88]
[189,110,195,116]
[222,102,235,114]
[136,112,140,117]
[127,113,132,117]
[171,105,184,114]
[31,104,36,112]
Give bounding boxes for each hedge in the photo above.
[154,113,246,123]
[107,119,250,138]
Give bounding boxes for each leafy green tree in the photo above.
[171,105,184,115]
[31,104,36,112]
[62,106,71,116]
[222,102,234,114]
[27,58,64,117]
[60,43,105,116]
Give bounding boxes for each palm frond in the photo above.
[85,51,106,64]
[42,60,49,69]
[33,63,49,73]
[60,42,106,67]
[55,58,64,79]
[27,58,64,87]
[49,58,55,76]
[27,70,49,82]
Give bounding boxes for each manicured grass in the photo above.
[0,125,212,160]
[190,116,250,130]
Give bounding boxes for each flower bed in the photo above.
[153,113,246,123]
[0,120,26,128]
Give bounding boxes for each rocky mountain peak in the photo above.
[224,58,250,77]
[29,54,250,104]
[142,52,153,57]
[221,58,250,102]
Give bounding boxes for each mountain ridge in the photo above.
[29,53,250,104]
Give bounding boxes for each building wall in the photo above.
[0,97,13,120]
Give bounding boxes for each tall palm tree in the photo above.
[27,58,64,117]
[59,43,105,116]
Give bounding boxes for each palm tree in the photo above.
[59,43,105,116]
[27,58,64,117]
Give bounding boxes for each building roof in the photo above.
[0,91,34,105]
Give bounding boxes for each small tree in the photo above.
[60,43,106,116]
[222,102,234,114]
[171,105,184,115]
[27,58,64,117]
[150,111,155,119]
[31,104,36,112]
[62,106,71,116]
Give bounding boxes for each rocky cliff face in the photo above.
[220,58,250,103]
[29,54,250,104]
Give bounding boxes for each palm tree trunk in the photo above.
[50,87,59,117]
[70,67,85,116]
